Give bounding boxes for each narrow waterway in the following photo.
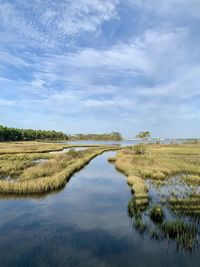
[0,151,199,267]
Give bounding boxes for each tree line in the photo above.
[68,132,122,141]
[0,126,123,142]
[0,125,68,142]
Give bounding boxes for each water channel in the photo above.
[0,151,199,266]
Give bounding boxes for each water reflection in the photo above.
[0,152,200,266]
[64,139,186,146]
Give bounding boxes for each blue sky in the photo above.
[0,0,200,138]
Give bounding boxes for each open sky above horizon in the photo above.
[0,0,200,138]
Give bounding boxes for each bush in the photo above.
[68,148,79,158]
[150,205,164,223]
[107,156,116,162]
[133,143,147,155]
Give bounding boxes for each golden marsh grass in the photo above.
[0,142,118,195]
[110,144,200,204]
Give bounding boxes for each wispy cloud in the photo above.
[0,0,119,49]
[0,97,14,106]
[129,0,200,18]
[0,0,200,137]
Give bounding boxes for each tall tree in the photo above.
[136,131,151,142]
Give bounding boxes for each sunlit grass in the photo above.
[127,175,148,198]
[114,144,200,182]
[0,142,119,194]
[169,195,200,215]
[0,141,104,154]
[109,144,200,208]
[183,174,200,186]
[0,149,112,194]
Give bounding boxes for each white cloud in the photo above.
[56,0,119,36]
[0,97,14,106]
[0,0,119,49]
[1,0,200,136]
[128,0,200,19]
[6,26,196,114]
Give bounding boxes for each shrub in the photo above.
[133,143,147,155]
[150,205,164,223]
[107,156,116,162]
[68,148,79,158]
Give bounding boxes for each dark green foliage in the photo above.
[68,131,122,141]
[136,131,151,141]
[150,205,164,223]
[134,217,147,234]
[0,125,68,142]
[160,220,197,250]
[68,148,79,158]
[133,143,147,155]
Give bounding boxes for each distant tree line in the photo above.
[0,125,68,142]
[68,132,122,141]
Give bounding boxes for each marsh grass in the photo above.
[20,150,83,181]
[111,143,200,237]
[0,141,104,154]
[160,220,198,250]
[0,144,118,195]
[0,142,69,154]
[127,175,148,198]
[0,152,53,178]
[128,194,199,251]
[169,195,200,215]
[183,175,200,186]
[124,144,200,251]
[0,160,33,178]
[112,144,200,202]
[0,142,109,179]
[114,144,200,182]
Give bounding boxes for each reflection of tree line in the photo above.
[127,195,199,252]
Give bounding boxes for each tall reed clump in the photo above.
[0,147,116,195]
[160,220,197,250]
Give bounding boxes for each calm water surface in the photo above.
[64,139,185,146]
[0,152,199,267]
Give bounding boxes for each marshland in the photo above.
[0,141,119,194]
[0,138,200,266]
[2,0,200,265]
[109,142,200,253]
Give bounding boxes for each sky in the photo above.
[0,0,200,138]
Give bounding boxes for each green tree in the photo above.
[134,131,151,155]
[136,131,151,142]
[0,125,68,142]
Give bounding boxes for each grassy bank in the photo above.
[112,144,200,181]
[119,144,200,250]
[0,141,67,154]
[0,142,118,195]
[109,144,200,204]
[0,141,106,154]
